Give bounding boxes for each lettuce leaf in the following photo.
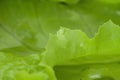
[0,52,56,80]
[43,21,120,66]
[0,0,120,80]
[49,0,80,4]
[1,0,120,53]
[0,21,120,80]
[98,0,120,4]
[43,21,120,80]
[0,0,48,53]
[54,64,120,80]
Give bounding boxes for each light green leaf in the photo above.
[42,21,120,80]
[0,52,56,80]
[42,27,90,66]
[0,0,120,53]
[0,0,120,80]
[0,0,48,53]
[43,21,120,66]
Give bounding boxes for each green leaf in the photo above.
[0,0,120,80]
[0,52,57,80]
[0,0,120,53]
[98,0,120,4]
[42,21,120,80]
[0,0,48,53]
[43,21,120,80]
[49,0,80,4]
[69,20,120,65]
[0,21,120,80]
[15,71,48,80]
[42,27,90,66]
[43,21,120,66]
[80,64,120,80]
[54,64,120,80]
